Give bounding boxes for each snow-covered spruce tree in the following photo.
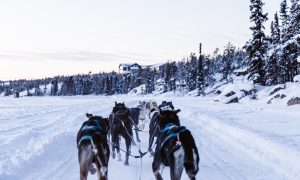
[280,0,290,41]
[145,68,155,94]
[186,54,197,91]
[169,62,177,91]
[278,0,290,83]
[246,0,268,85]
[221,43,236,81]
[210,48,223,74]
[162,62,177,92]
[50,79,58,96]
[278,0,300,83]
[203,55,215,87]
[283,0,300,82]
[272,13,281,44]
[176,60,188,93]
[266,13,281,85]
[103,75,110,95]
[34,84,43,96]
[122,74,130,94]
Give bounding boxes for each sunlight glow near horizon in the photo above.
[0,0,280,81]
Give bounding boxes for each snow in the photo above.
[257,82,300,105]
[294,75,300,82]
[1,95,300,180]
[212,76,255,103]
[297,56,300,63]
[128,84,146,95]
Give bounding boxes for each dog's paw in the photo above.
[112,152,116,159]
[89,165,97,175]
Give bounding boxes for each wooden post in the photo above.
[199,43,202,56]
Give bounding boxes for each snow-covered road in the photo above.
[1,96,300,180]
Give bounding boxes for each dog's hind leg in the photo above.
[124,137,131,165]
[111,128,119,160]
[152,147,163,180]
[148,126,154,154]
[181,132,199,179]
[170,146,185,180]
[80,166,88,180]
[115,137,122,161]
[95,156,108,180]
[78,145,93,180]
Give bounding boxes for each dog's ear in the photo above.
[115,101,117,105]
[175,109,181,114]
[86,113,93,118]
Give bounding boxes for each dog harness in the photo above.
[77,118,105,148]
[159,123,187,148]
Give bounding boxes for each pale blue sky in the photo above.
[0,0,280,80]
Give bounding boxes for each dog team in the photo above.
[77,100,199,180]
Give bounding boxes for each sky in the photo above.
[0,0,281,81]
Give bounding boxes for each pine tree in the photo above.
[246,0,268,85]
[281,0,300,82]
[146,68,155,94]
[186,54,197,91]
[288,0,300,80]
[266,13,281,85]
[272,13,281,44]
[51,79,58,96]
[280,0,289,37]
[222,43,236,81]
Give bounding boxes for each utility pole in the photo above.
[199,43,202,57]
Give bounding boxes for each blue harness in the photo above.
[77,118,105,148]
[160,123,187,148]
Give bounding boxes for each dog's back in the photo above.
[77,114,110,180]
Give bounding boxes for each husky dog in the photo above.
[148,101,160,155]
[135,100,149,130]
[77,113,110,180]
[152,110,200,180]
[109,102,133,165]
[148,101,175,155]
[127,100,150,142]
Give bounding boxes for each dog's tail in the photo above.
[79,144,94,177]
[180,130,200,179]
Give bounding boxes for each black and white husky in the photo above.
[152,110,200,180]
[77,113,110,180]
[148,101,175,154]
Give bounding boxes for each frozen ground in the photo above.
[0,95,300,180]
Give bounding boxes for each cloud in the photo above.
[0,50,157,64]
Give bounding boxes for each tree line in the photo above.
[246,0,300,85]
[0,0,299,97]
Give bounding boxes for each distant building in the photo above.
[119,63,165,74]
[119,63,142,74]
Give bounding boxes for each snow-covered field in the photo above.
[1,95,300,180]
